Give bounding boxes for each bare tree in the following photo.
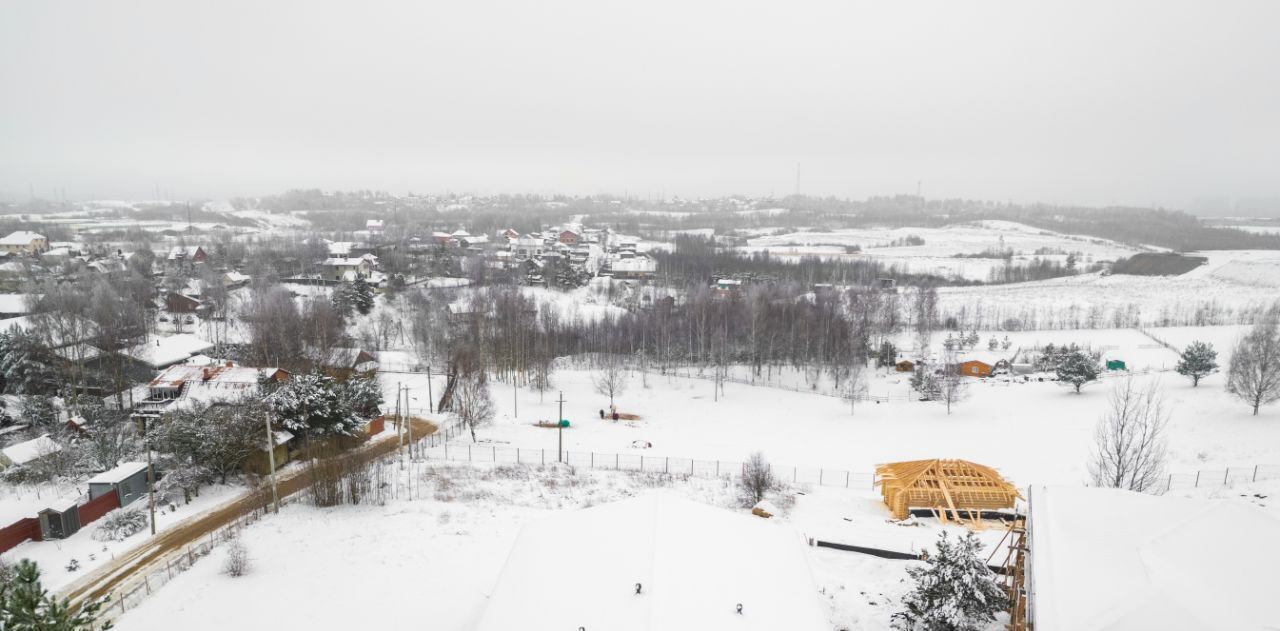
[844,356,868,415]
[454,376,495,442]
[738,451,779,507]
[937,350,969,415]
[593,355,629,410]
[1088,378,1169,492]
[1227,312,1280,416]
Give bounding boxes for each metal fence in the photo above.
[417,441,880,490]
[1153,464,1280,495]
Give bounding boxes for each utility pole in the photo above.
[557,390,567,463]
[426,366,434,413]
[396,381,404,468]
[404,385,414,459]
[265,412,279,513]
[144,417,156,535]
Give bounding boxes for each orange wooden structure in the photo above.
[875,459,1020,521]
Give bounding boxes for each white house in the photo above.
[322,257,371,281]
[0,231,49,256]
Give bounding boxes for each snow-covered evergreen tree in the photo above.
[911,369,940,401]
[1056,349,1099,393]
[0,330,58,395]
[351,277,375,315]
[266,372,366,438]
[893,531,1008,631]
[1175,340,1218,387]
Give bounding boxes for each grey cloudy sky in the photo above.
[2,0,1278,210]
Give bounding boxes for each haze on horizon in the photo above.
[2,0,1278,214]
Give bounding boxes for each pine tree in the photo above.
[331,282,356,316]
[352,277,375,315]
[1175,341,1218,387]
[1056,349,1100,393]
[0,560,113,629]
[893,531,1008,631]
[911,369,940,401]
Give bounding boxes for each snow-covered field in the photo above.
[109,462,1015,631]
[740,221,1144,281]
[382,363,1279,489]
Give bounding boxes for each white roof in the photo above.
[322,257,365,267]
[366,219,384,229]
[1029,485,1280,631]
[0,294,42,315]
[45,497,80,512]
[2,435,62,466]
[87,462,148,485]
[0,231,46,245]
[124,334,215,368]
[474,493,829,631]
[326,241,355,256]
[957,351,1008,366]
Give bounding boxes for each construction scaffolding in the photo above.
[875,459,1021,522]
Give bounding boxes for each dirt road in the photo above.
[62,418,438,609]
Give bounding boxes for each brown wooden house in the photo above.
[875,459,1020,521]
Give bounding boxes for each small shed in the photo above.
[1105,359,1127,371]
[38,498,82,539]
[87,462,150,508]
[875,459,1021,521]
[895,359,915,372]
[244,430,293,475]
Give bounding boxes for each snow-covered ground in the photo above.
[109,462,1011,631]
[382,362,1280,490]
[740,221,1143,281]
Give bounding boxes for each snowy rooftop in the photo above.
[86,461,149,485]
[124,334,215,368]
[474,493,829,631]
[0,231,46,245]
[2,434,62,466]
[1029,485,1280,631]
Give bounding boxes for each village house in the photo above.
[134,363,289,420]
[605,254,657,279]
[365,219,385,235]
[0,434,62,469]
[166,245,207,266]
[310,347,378,380]
[558,229,580,245]
[322,257,371,281]
[956,351,1011,377]
[0,231,49,256]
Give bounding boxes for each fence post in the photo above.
[616,453,619,469]
[591,452,595,468]
[820,469,824,485]
[845,471,849,488]
[1195,471,1201,487]
[1254,465,1259,482]
[542,449,545,465]
[665,457,669,474]
[1224,469,1230,485]
[517,450,521,464]
[492,447,496,462]
[716,460,720,477]
[468,445,471,461]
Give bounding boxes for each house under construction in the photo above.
[875,459,1020,521]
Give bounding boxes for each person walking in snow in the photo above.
[599,409,605,419]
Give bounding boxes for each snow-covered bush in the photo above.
[893,531,1008,631]
[91,507,149,542]
[222,538,250,578]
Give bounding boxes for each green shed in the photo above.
[1105,359,1127,371]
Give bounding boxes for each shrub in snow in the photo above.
[738,451,779,507]
[1055,349,1100,393]
[91,507,149,542]
[1175,340,1218,387]
[223,538,250,578]
[893,531,1008,631]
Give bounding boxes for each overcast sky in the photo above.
[2,0,1278,210]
